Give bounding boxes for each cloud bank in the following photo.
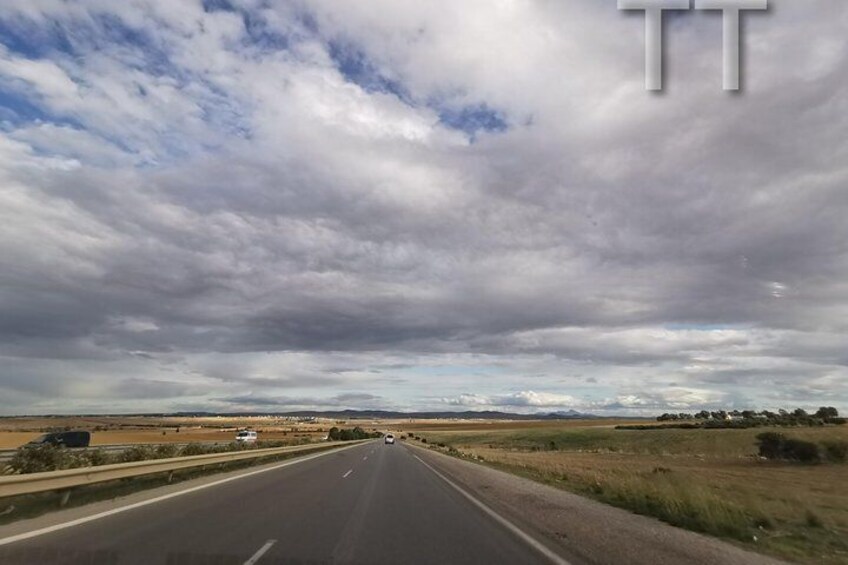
[1,1,846,415]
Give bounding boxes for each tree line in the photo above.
[616,407,844,431]
[656,407,843,426]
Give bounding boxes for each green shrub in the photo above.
[257,440,286,449]
[72,449,113,467]
[179,443,208,457]
[781,439,820,463]
[116,445,156,463]
[154,444,178,458]
[9,444,70,474]
[756,432,785,459]
[822,440,848,463]
[756,433,822,463]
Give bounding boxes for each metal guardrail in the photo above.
[0,440,368,499]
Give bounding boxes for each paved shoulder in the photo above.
[409,444,787,565]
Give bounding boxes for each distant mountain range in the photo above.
[11,409,611,419]
[167,409,603,420]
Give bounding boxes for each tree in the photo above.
[793,408,809,418]
[814,407,839,419]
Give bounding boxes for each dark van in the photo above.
[27,431,91,448]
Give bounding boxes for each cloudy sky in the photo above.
[1,1,846,416]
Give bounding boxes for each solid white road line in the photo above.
[0,443,370,548]
[413,454,571,565]
[243,539,276,565]
[343,469,353,478]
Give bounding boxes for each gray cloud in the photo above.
[0,1,846,414]
[217,392,385,410]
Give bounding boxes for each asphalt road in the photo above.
[0,441,558,564]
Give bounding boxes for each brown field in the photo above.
[390,418,644,432]
[0,415,639,448]
[407,423,848,565]
[0,415,388,448]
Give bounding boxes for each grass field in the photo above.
[409,424,848,564]
[0,416,636,448]
[0,415,360,448]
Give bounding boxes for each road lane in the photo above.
[0,441,557,564]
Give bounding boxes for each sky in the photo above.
[0,0,847,416]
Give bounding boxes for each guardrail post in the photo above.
[59,489,71,507]
[167,471,174,483]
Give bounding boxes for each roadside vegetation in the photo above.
[409,417,848,565]
[4,439,307,475]
[326,427,383,441]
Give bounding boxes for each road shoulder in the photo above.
[407,442,787,565]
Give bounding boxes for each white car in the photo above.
[384,433,395,444]
[235,430,257,443]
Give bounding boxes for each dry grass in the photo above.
[0,416,638,448]
[414,424,848,564]
[0,416,348,448]
[391,418,643,432]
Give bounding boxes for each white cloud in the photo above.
[0,1,847,414]
[444,391,580,410]
[0,46,78,99]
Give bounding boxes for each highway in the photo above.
[0,441,561,564]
